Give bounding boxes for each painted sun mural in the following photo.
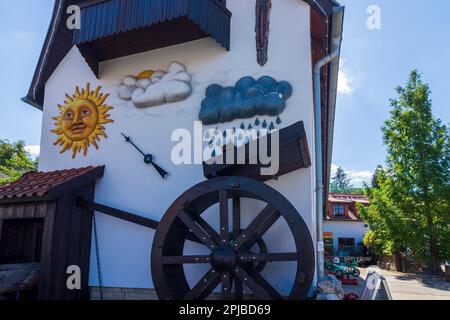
[52,83,114,158]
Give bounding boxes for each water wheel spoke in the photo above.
[219,191,229,244]
[234,205,281,250]
[184,268,220,300]
[239,252,298,262]
[193,214,220,243]
[234,276,244,300]
[162,255,211,264]
[231,196,245,299]
[232,266,272,300]
[245,210,281,250]
[178,211,217,249]
[246,268,284,300]
[232,196,241,239]
[221,271,232,299]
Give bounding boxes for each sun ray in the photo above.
[52,83,114,159]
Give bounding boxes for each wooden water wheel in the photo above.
[151,176,314,300]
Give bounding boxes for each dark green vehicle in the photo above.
[325,260,361,278]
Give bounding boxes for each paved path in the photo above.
[343,267,450,300]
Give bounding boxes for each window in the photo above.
[333,204,345,217]
[0,219,44,264]
[338,238,356,257]
[338,238,355,247]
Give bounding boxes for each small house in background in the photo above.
[323,193,370,258]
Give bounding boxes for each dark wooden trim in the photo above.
[37,201,56,299]
[47,166,105,198]
[76,197,159,230]
[203,121,311,181]
[0,201,51,220]
[79,0,231,14]
[78,0,109,9]
[76,198,204,244]
[77,183,95,300]
[78,0,231,16]
[0,219,3,255]
[255,0,272,66]
[0,195,53,205]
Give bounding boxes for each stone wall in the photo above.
[90,287,158,300]
[89,287,257,300]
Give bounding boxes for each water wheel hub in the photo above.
[211,245,236,271]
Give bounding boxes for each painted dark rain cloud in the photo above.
[199,76,293,125]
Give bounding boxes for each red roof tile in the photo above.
[329,193,369,204]
[325,213,362,222]
[326,193,368,221]
[0,166,104,202]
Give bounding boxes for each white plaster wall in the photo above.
[40,0,316,294]
[323,221,369,249]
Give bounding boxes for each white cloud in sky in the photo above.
[25,145,40,158]
[331,163,373,187]
[337,60,353,95]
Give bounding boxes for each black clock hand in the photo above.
[121,133,146,156]
[143,154,169,180]
[122,133,169,180]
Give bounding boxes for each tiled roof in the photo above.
[326,193,368,221]
[329,193,369,204]
[325,213,362,222]
[325,215,362,222]
[0,166,104,202]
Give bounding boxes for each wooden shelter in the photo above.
[0,166,104,300]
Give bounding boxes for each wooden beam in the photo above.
[76,198,204,244]
[76,197,159,230]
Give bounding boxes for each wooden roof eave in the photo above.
[46,165,105,198]
[23,0,340,111]
[0,166,105,205]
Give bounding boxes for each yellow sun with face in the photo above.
[52,83,114,158]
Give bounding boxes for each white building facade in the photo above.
[23,0,344,299]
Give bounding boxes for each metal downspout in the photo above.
[313,5,344,283]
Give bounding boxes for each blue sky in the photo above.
[0,0,449,186]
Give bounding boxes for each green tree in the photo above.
[0,139,38,185]
[330,166,353,193]
[371,165,384,189]
[360,70,450,274]
[360,168,410,258]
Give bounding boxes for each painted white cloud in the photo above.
[331,163,372,187]
[337,60,353,95]
[25,145,40,158]
[118,62,192,108]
